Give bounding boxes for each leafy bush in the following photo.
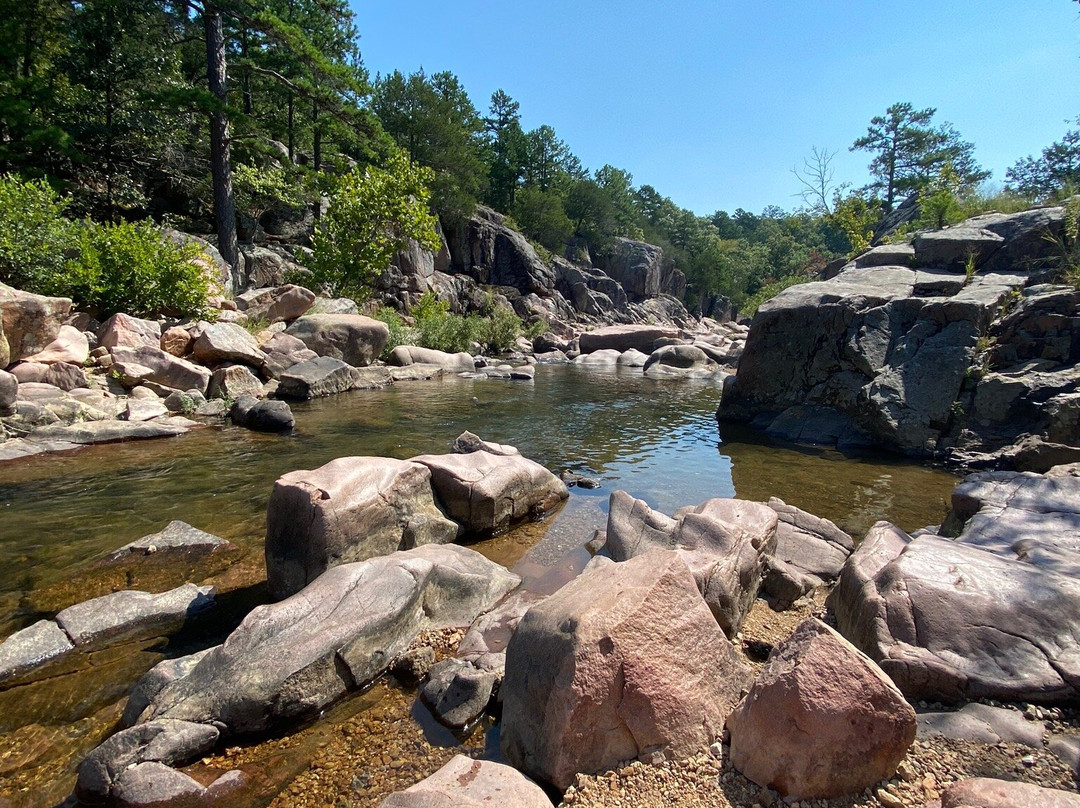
[373,305,419,358]
[480,304,525,353]
[373,291,535,356]
[0,174,73,290]
[54,221,212,318]
[310,150,442,299]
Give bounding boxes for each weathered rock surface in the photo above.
[265,456,458,599]
[0,368,16,412]
[643,343,715,377]
[141,545,519,734]
[942,777,1080,808]
[123,398,169,422]
[604,490,777,636]
[55,584,216,648]
[596,238,664,300]
[159,326,191,357]
[0,282,71,362]
[23,324,89,365]
[445,207,557,296]
[388,345,474,372]
[377,755,551,808]
[192,321,265,368]
[286,313,389,367]
[208,363,263,400]
[420,658,499,729]
[235,283,315,323]
[98,313,161,351]
[0,418,193,462]
[578,324,679,354]
[275,356,361,399]
[109,346,212,394]
[830,521,1080,702]
[0,619,75,685]
[412,449,567,535]
[501,548,750,790]
[111,762,244,808]
[763,497,854,605]
[918,702,1045,747]
[727,618,916,799]
[913,227,1004,270]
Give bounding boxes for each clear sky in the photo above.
[349,1,1080,216]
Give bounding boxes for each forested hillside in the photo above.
[2,0,1078,315]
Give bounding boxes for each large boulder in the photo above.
[604,490,777,636]
[229,395,294,433]
[595,238,664,300]
[109,345,212,394]
[388,345,474,372]
[501,549,750,790]
[207,364,263,400]
[727,618,916,799]
[578,324,679,354]
[22,324,89,365]
[286,313,388,367]
[377,756,551,808]
[642,344,714,376]
[0,282,72,362]
[139,545,519,734]
[412,449,568,536]
[830,521,1080,703]
[234,283,315,323]
[274,355,361,399]
[98,313,161,351]
[265,456,459,599]
[191,321,265,368]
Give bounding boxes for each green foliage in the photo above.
[1055,196,1080,287]
[310,150,441,299]
[829,191,883,257]
[373,291,531,356]
[232,163,307,221]
[482,305,525,354]
[55,220,211,317]
[917,164,965,230]
[1006,121,1080,201]
[739,275,812,319]
[0,173,73,290]
[513,186,572,251]
[372,305,416,358]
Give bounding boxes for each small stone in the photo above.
[876,788,903,808]
[897,760,916,782]
[1021,754,1036,767]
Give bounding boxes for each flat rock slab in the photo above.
[0,619,75,685]
[942,777,1080,808]
[728,618,916,799]
[579,325,680,353]
[412,450,568,535]
[917,702,1045,747]
[830,522,1080,703]
[389,363,444,383]
[107,521,229,561]
[108,346,211,394]
[56,584,215,648]
[0,419,194,462]
[142,545,519,735]
[265,456,459,600]
[501,548,750,791]
[377,755,551,808]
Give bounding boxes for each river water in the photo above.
[0,364,960,806]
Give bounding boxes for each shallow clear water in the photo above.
[0,363,958,599]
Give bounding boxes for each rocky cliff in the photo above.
[717,204,1077,463]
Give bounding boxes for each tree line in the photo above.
[1,0,1078,312]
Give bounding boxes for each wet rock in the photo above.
[0,619,74,685]
[76,719,220,804]
[109,346,212,394]
[617,348,649,367]
[192,322,265,368]
[420,658,499,729]
[830,522,1080,702]
[208,364,263,400]
[501,548,749,790]
[605,490,777,636]
[285,313,388,367]
[265,456,459,599]
[275,355,361,399]
[451,431,519,457]
[578,324,679,354]
[643,344,712,374]
[99,313,162,351]
[56,584,215,648]
[763,497,854,606]
[727,618,916,799]
[412,449,568,536]
[142,545,519,734]
[389,363,444,382]
[123,649,214,727]
[388,345,474,372]
[942,777,1080,808]
[377,755,551,808]
[917,702,1045,747]
[18,418,191,449]
[230,395,294,433]
[159,326,191,357]
[573,348,621,366]
[389,646,436,685]
[0,282,71,362]
[23,324,89,365]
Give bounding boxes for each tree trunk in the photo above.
[204,5,239,284]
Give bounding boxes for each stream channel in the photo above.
[0,363,960,807]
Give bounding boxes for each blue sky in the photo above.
[350,1,1080,216]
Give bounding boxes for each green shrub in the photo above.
[0,173,73,290]
[54,221,212,318]
[374,291,534,356]
[372,306,419,358]
[479,305,525,353]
